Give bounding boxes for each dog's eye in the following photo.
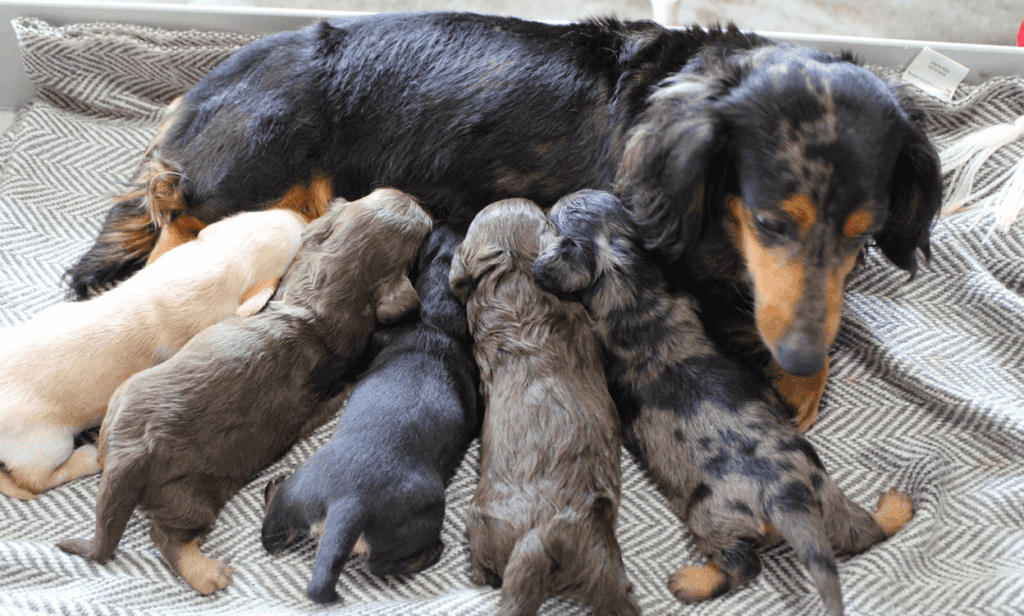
[754,215,788,237]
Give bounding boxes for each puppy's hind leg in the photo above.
[306,499,366,604]
[150,522,232,595]
[821,483,913,553]
[494,528,551,616]
[57,452,149,563]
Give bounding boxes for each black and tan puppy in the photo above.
[260,224,481,604]
[534,190,913,615]
[67,14,942,434]
[450,199,641,616]
[57,189,432,595]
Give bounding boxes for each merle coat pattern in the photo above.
[534,190,914,615]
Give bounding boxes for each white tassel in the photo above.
[978,156,1024,230]
[939,115,1024,218]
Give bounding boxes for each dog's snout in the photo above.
[775,337,826,378]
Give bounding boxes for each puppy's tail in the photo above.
[305,498,366,604]
[498,509,641,616]
[57,451,150,563]
[769,506,845,616]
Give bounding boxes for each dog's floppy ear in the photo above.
[873,124,943,275]
[236,277,279,317]
[373,274,419,323]
[533,236,595,295]
[616,74,731,262]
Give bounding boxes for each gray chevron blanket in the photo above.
[1,16,1023,616]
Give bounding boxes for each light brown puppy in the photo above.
[0,209,307,500]
[450,199,641,616]
[57,189,432,595]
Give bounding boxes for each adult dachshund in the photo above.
[66,12,942,429]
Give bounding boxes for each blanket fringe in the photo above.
[939,115,1024,229]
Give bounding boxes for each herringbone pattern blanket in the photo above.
[1,17,1022,615]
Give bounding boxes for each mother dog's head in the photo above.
[617,44,942,377]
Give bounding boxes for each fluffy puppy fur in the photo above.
[66,14,941,432]
[535,190,914,615]
[261,225,482,604]
[0,209,306,501]
[449,199,641,616]
[57,189,432,595]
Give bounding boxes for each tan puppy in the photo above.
[450,199,641,616]
[0,209,307,500]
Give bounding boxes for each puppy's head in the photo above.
[261,474,299,554]
[285,190,432,323]
[618,45,942,376]
[534,190,639,299]
[449,198,553,303]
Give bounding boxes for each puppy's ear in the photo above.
[236,277,279,318]
[373,274,419,323]
[533,236,595,295]
[874,125,943,276]
[448,246,473,302]
[615,74,729,262]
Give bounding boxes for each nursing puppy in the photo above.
[450,199,640,616]
[261,224,481,604]
[0,209,305,501]
[534,191,913,615]
[57,189,432,595]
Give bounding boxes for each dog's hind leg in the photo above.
[57,452,149,563]
[822,485,913,554]
[150,522,232,595]
[364,497,446,578]
[306,499,366,604]
[668,537,760,604]
[494,528,549,616]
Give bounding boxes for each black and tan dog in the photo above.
[65,13,942,430]
[260,224,481,604]
[534,190,913,615]
[57,189,432,595]
[450,199,641,616]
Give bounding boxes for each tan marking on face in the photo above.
[843,209,874,239]
[669,563,725,602]
[729,198,806,349]
[774,356,829,432]
[824,252,859,346]
[780,194,817,236]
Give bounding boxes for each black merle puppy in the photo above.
[261,225,481,604]
[534,190,913,615]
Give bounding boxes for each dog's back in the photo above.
[451,199,639,616]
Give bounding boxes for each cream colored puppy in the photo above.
[0,208,308,500]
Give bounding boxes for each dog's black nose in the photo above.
[775,342,825,378]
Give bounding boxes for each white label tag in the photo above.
[901,47,970,102]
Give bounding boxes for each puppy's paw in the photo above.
[874,488,914,537]
[56,537,94,560]
[178,540,233,595]
[668,563,728,604]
